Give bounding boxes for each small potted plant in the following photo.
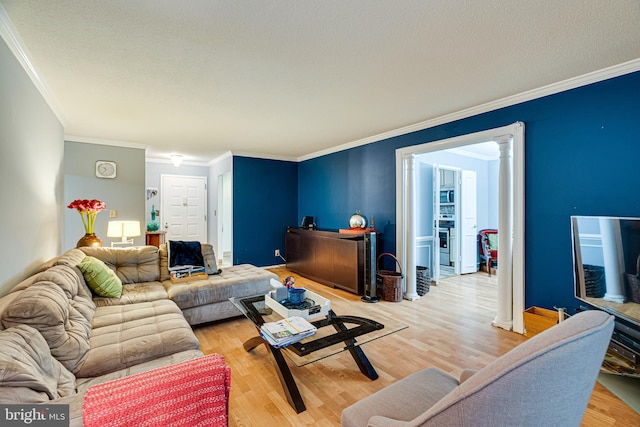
[284,276,305,306]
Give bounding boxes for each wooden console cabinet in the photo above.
[285,228,369,295]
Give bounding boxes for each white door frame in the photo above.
[396,122,525,333]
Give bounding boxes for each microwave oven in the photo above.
[440,190,454,203]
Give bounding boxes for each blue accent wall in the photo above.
[296,70,640,312]
[298,141,403,258]
[233,156,298,266]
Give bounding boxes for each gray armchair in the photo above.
[341,310,614,427]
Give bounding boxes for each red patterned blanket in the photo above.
[83,354,231,426]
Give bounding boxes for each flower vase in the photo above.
[76,233,103,248]
[288,288,306,306]
[147,220,160,232]
[147,204,160,232]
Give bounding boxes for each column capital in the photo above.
[494,134,513,145]
[405,153,418,168]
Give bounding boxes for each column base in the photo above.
[403,292,420,301]
[604,293,626,303]
[492,316,513,331]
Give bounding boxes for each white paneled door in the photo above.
[161,175,207,242]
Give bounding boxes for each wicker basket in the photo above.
[416,266,430,296]
[626,274,640,303]
[626,254,640,304]
[583,264,605,298]
[376,253,404,302]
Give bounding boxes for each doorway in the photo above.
[396,122,525,333]
[217,171,232,267]
[431,165,462,280]
[427,158,485,282]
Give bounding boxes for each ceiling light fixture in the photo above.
[170,154,183,167]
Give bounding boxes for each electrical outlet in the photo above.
[274,249,280,257]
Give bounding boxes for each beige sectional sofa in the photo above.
[0,244,276,425]
[81,244,277,325]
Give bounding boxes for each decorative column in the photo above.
[404,155,419,300]
[493,136,514,330]
[599,218,626,303]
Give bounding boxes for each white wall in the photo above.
[487,159,500,229]
[0,37,64,296]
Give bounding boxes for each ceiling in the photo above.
[448,142,499,161]
[1,1,640,163]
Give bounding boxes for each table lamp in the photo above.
[107,221,141,247]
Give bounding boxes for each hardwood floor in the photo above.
[193,268,640,426]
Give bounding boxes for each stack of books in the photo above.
[169,266,207,283]
[260,316,317,348]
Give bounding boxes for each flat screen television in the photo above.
[571,216,640,367]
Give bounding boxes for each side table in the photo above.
[145,231,166,247]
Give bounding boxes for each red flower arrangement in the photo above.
[283,275,296,289]
[67,199,106,234]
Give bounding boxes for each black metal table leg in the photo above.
[244,336,307,413]
[332,320,379,380]
[234,296,383,414]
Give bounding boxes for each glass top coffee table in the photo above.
[231,294,384,413]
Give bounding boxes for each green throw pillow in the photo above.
[487,233,499,250]
[78,256,123,298]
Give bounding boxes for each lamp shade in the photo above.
[107,221,141,238]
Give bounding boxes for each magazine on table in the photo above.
[260,316,317,348]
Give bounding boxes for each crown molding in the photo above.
[65,135,148,150]
[297,58,640,162]
[0,4,66,127]
[145,157,211,167]
[207,151,233,166]
[231,151,298,162]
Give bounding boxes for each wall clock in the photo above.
[95,160,117,179]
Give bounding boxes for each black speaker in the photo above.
[300,216,314,229]
[361,231,379,303]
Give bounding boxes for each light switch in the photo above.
[109,210,117,218]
